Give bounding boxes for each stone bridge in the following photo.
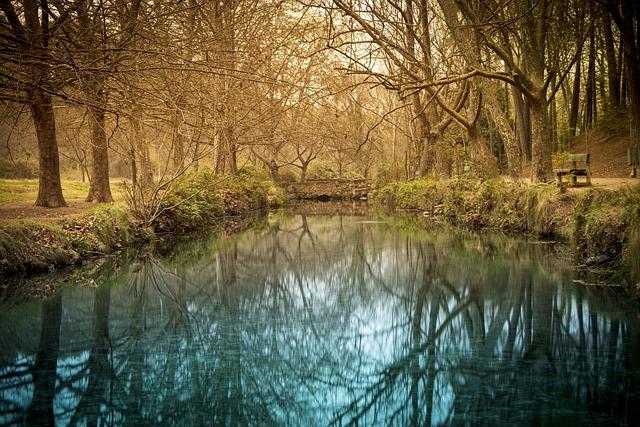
[283,179,371,200]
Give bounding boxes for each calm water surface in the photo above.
[1,212,639,426]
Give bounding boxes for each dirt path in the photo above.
[585,177,640,190]
[570,131,634,178]
[509,176,640,190]
[0,199,97,224]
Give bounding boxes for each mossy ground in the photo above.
[373,179,640,289]
[0,203,143,278]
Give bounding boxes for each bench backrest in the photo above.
[567,153,589,164]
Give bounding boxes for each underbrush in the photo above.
[147,169,283,233]
[572,187,640,281]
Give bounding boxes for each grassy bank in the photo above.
[373,179,640,288]
[0,171,284,279]
[0,178,127,202]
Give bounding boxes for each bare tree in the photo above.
[447,0,590,182]
[607,0,640,177]
[0,0,82,206]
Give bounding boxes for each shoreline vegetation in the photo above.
[372,179,640,293]
[1,173,639,297]
[0,171,285,289]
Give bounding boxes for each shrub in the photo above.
[238,164,270,181]
[143,169,276,233]
[150,169,225,233]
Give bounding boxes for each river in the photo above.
[1,211,639,426]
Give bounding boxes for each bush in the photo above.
[264,181,285,207]
[151,169,225,233]
[0,221,75,274]
[147,169,276,233]
[238,164,270,181]
[573,187,640,267]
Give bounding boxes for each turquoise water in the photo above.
[1,213,639,426]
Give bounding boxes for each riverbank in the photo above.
[0,172,284,284]
[373,178,640,291]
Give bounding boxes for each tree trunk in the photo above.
[213,1,238,176]
[129,148,137,189]
[549,75,558,149]
[172,119,186,171]
[481,81,522,178]
[31,90,66,207]
[215,125,237,175]
[620,38,627,107]
[584,29,597,130]
[512,89,532,161]
[625,54,640,177]
[603,8,621,108]
[569,58,582,137]
[485,90,522,177]
[268,160,280,182]
[608,0,639,176]
[86,105,113,203]
[468,123,498,177]
[419,132,439,177]
[410,93,434,177]
[300,162,308,183]
[438,0,520,176]
[530,98,553,182]
[129,115,154,190]
[78,1,112,203]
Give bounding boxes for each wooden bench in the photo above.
[554,153,591,187]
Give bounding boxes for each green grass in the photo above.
[0,179,125,202]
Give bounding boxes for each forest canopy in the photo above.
[0,0,638,206]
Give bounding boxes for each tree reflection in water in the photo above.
[1,214,639,426]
